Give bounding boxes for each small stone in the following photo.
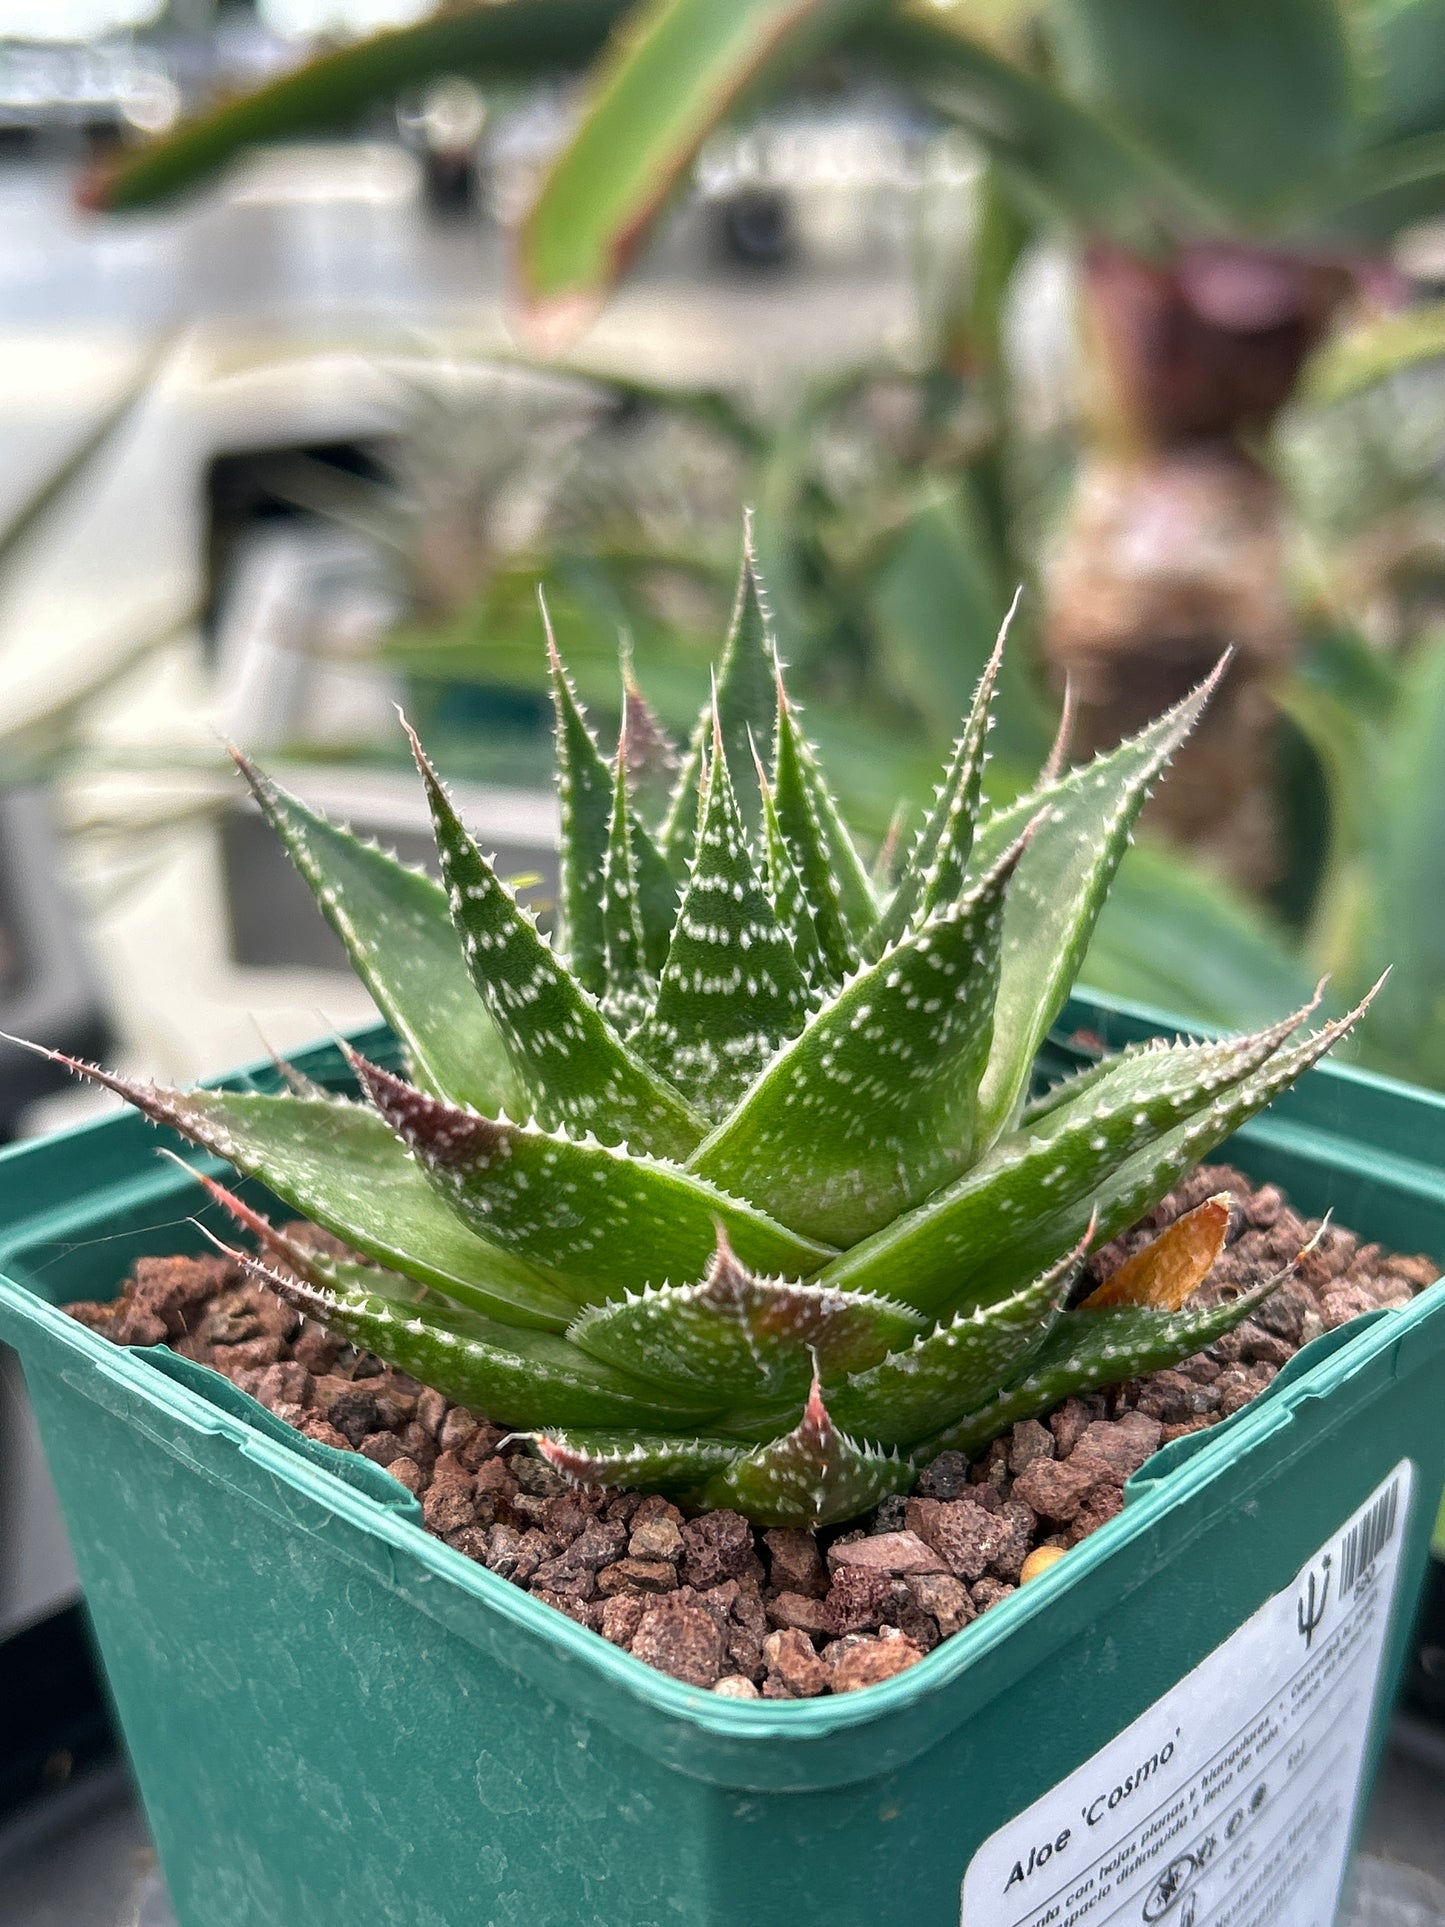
[1007,1420,1055,1476]
[827,1531,948,1577]
[1071,1487,1125,1549]
[764,1528,827,1598]
[1161,1417,1215,1444]
[762,1628,829,1698]
[386,1456,424,1495]
[397,1421,438,1471]
[1070,1413,1163,1484]
[905,1573,974,1638]
[291,1324,342,1374]
[297,1418,351,1454]
[829,1629,924,1694]
[1384,1253,1439,1292]
[1134,1370,1220,1423]
[483,1524,526,1580]
[1050,1398,1094,1459]
[437,1407,479,1454]
[415,1386,448,1438]
[1012,1456,1102,1524]
[970,1577,1015,1612]
[1249,1280,1311,1344]
[596,1558,679,1596]
[905,1499,1011,1581]
[973,1439,1012,1493]
[534,1521,626,1593]
[533,1588,594,1628]
[869,1496,909,1534]
[821,1634,870,1668]
[601,1595,646,1646]
[540,1496,592,1544]
[765,1592,834,1638]
[826,1567,896,1635]
[422,1480,476,1535]
[444,1526,491,1563]
[987,1500,1038,1583]
[255,1361,313,1411]
[511,1455,567,1496]
[630,1601,725,1688]
[630,1493,685,1528]
[323,1388,382,1447]
[713,1676,760,1700]
[1020,1546,1067,1584]
[458,1422,507,1470]
[629,1516,685,1563]
[358,1432,405,1468]
[915,1451,971,1500]
[1234,1323,1293,1367]
[681,1511,754,1587]
[1244,1184,1286,1229]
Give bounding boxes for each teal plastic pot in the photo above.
[1,990,1443,1927]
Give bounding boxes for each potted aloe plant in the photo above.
[0,528,1441,1926]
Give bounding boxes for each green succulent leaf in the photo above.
[548,621,616,995]
[567,1229,924,1403]
[757,753,829,989]
[224,1245,718,1431]
[967,659,1226,1146]
[619,647,681,828]
[692,831,1028,1244]
[533,1430,742,1494]
[820,998,1319,1317]
[926,1272,1289,1459]
[233,752,517,1116]
[351,1053,834,1300]
[405,717,704,1160]
[598,733,654,1029]
[635,721,812,1118]
[827,1233,1089,1447]
[1053,997,1378,1296]
[695,1377,913,1528]
[628,784,684,980]
[873,592,1015,952]
[659,516,778,867]
[772,676,878,982]
[54,1061,575,1328]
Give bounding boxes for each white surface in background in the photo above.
[259,0,431,39]
[0,1,163,38]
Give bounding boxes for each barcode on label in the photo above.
[1339,1478,1400,1592]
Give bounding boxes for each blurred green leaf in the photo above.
[1045,0,1357,222]
[1303,303,1445,406]
[864,11,1206,243]
[1363,631,1445,1076]
[867,482,1047,761]
[521,0,887,309]
[97,0,627,210]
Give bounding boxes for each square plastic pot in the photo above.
[0,990,1443,1927]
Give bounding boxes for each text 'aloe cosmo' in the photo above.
[59,526,1368,1527]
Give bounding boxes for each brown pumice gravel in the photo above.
[68,1165,1438,1696]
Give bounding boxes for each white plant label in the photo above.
[961,1460,1414,1927]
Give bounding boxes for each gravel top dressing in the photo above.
[69,1163,1438,1700]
